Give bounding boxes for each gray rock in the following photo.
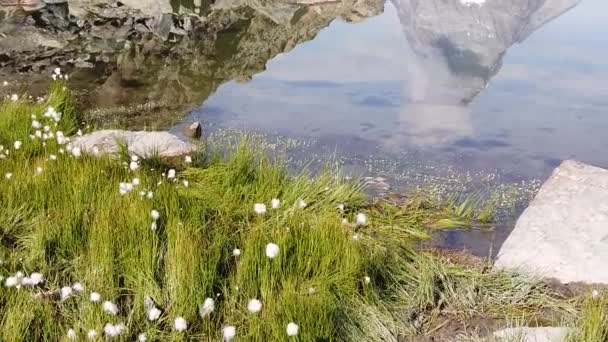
[183,121,202,139]
[495,160,608,284]
[69,130,197,157]
[494,327,570,342]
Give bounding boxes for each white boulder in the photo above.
[69,130,196,158]
[495,160,608,284]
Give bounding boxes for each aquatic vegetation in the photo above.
[0,86,597,341]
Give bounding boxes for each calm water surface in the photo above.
[182,0,608,183]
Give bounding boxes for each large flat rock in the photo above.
[69,130,197,158]
[494,327,570,342]
[495,160,608,284]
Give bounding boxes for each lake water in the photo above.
[179,0,607,185]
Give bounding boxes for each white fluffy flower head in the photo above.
[102,301,119,315]
[223,326,236,341]
[87,330,97,339]
[61,286,73,301]
[90,292,101,302]
[247,298,263,313]
[174,317,187,331]
[254,203,267,215]
[147,307,162,321]
[167,169,176,179]
[265,243,280,259]
[356,213,367,226]
[199,297,215,318]
[67,328,77,340]
[287,322,299,336]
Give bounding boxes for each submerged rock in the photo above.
[495,160,608,284]
[493,327,570,342]
[69,130,197,157]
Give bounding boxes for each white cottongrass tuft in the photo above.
[72,282,84,292]
[67,328,77,340]
[184,156,192,163]
[271,198,281,209]
[297,199,307,209]
[286,322,299,336]
[247,299,263,313]
[32,120,41,129]
[232,248,241,257]
[174,317,188,331]
[4,173,12,180]
[132,178,140,186]
[146,191,154,199]
[87,330,97,340]
[14,140,22,150]
[254,203,267,215]
[265,243,280,259]
[183,180,189,187]
[147,307,162,321]
[21,272,44,286]
[5,276,19,287]
[338,203,345,211]
[61,286,73,301]
[223,326,236,341]
[150,210,160,221]
[10,94,18,102]
[119,182,134,196]
[364,276,371,284]
[592,289,600,299]
[138,333,147,342]
[103,301,119,315]
[129,161,139,171]
[54,67,61,75]
[90,292,101,302]
[36,166,43,175]
[131,155,139,162]
[103,323,125,337]
[356,213,367,226]
[167,169,176,179]
[71,147,82,158]
[199,297,215,318]
[49,154,57,161]
[308,287,317,294]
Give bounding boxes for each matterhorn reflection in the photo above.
[387,0,581,148]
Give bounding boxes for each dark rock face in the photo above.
[0,0,383,128]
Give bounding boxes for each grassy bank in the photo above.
[0,85,605,341]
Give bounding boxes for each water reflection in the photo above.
[389,0,581,148]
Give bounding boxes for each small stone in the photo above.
[183,122,202,139]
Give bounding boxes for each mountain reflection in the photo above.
[388,0,580,147]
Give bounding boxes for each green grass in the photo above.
[0,85,601,341]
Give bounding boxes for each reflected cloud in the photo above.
[386,0,581,149]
